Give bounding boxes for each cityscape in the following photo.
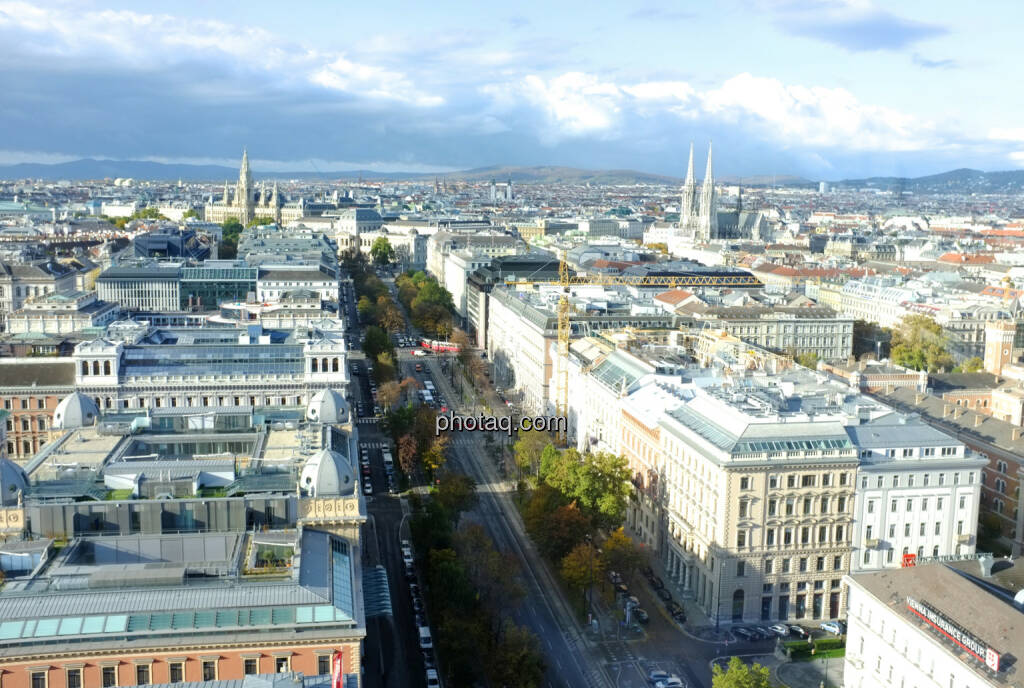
[2,3,1024,688]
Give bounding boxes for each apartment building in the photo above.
[701,305,853,361]
[846,415,985,572]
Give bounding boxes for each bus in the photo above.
[419,390,434,406]
[423,381,435,394]
[381,450,394,470]
[419,338,461,353]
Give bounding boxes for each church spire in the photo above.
[680,142,697,226]
[698,142,717,241]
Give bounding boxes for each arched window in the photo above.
[322,357,329,372]
[81,361,89,375]
[105,397,113,409]
[732,589,745,622]
[311,358,318,372]
[332,358,339,372]
[103,360,111,376]
[92,361,100,375]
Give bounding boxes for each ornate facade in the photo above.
[204,150,283,226]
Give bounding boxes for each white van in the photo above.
[418,625,433,649]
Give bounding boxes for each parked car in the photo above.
[642,566,654,579]
[625,595,640,608]
[820,620,846,636]
[665,601,683,616]
[607,570,623,585]
[671,610,687,624]
[632,607,649,624]
[656,588,673,602]
[769,623,790,637]
[732,627,755,641]
[362,482,372,495]
[425,669,440,688]
[614,583,629,596]
[789,625,810,639]
[654,677,684,688]
[649,576,664,590]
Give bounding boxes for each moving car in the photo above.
[769,623,790,637]
[361,482,372,495]
[425,669,440,688]
[654,677,684,688]
[647,670,671,684]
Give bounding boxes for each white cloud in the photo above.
[0,1,440,106]
[990,128,1024,142]
[485,71,938,152]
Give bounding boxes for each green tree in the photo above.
[514,430,551,478]
[374,352,396,383]
[602,527,644,581]
[711,656,773,688]
[362,325,390,360]
[487,623,546,688]
[794,351,819,369]
[537,503,591,560]
[246,215,275,228]
[376,296,405,333]
[560,542,604,603]
[181,208,200,220]
[959,356,984,373]
[356,295,376,322]
[370,236,396,265]
[133,207,168,220]
[891,314,955,372]
[220,218,243,259]
[422,437,448,474]
[435,472,478,525]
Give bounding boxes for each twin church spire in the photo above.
[680,142,717,242]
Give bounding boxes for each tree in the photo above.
[356,295,376,322]
[537,503,591,560]
[397,433,418,474]
[487,623,546,688]
[181,208,200,220]
[246,215,275,228]
[794,351,819,369]
[377,381,400,410]
[362,326,389,360]
[523,483,565,543]
[374,352,396,383]
[645,242,668,254]
[370,236,396,265]
[711,656,773,688]
[220,218,243,259]
[435,472,478,524]
[560,542,604,601]
[422,437,449,474]
[376,296,405,333]
[133,207,168,221]
[602,528,644,581]
[891,314,954,372]
[958,356,984,373]
[514,431,552,478]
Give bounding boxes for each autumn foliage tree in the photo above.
[891,314,955,373]
[601,527,646,582]
[561,542,604,606]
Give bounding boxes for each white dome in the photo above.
[299,448,355,497]
[306,389,349,425]
[0,458,27,506]
[53,392,99,430]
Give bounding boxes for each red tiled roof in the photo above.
[654,289,695,305]
[937,253,995,264]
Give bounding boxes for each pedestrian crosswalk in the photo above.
[355,417,379,425]
[359,441,389,449]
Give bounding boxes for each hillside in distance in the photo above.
[837,168,1024,194]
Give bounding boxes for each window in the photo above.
[924,474,930,486]
[784,528,793,545]
[737,561,746,577]
[66,669,82,688]
[922,498,928,511]
[318,657,331,676]
[275,658,290,673]
[833,555,842,570]
[786,498,795,516]
[906,499,913,512]
[865,525,873,540]
[102,667,117,688]
[935,522,941,535]
[769,475,779,489]
[908,475,915,487]
[788,475,796,488]
[801,527,810,544]
[957,520,964,535]
[861,476,868,489]
[737,531,747,547]
[766,528,776,545]
[840,472,848,486]
[877,476,884,488]
[201,662,216,682]
[838,497,846,512]
[959,495,967,509]
[765,559,773,574]
[799,557,808,572]
[782,558,791,573]
[969,472,975,484]
[903,448,913,457]
[867,500,875,514]
[821,497,829,513]
[920,523,926,536]
[822,473,832,486]
[887,549,895,563]
[923,447,935,457]
[738,500,749,518]
[938,473,945,486]
[904,523,911,537]
[169,663,183,684]
[244,659,258,676]
[941,447,956,456]
[889,524,895,538]
[937,497,943,510]
[803,497,812,515]
[892,475,900,488]
[818,526,827,543]
[802,475,816,488]
[136,665,150,686]
[31,672,47,688]
[891,499,897,513]
[740,476,750,490]
[863,550,871,565]
[768,499,777,516]
[816,556,825,571]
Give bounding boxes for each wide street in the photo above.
[347,273,781,688]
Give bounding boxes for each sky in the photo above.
[0,0,1022,179]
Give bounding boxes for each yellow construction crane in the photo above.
[504,254,762,444]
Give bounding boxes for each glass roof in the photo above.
[0,604,350,643]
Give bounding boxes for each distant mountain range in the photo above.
[834,168,1024,194]
[1,158,1023,192]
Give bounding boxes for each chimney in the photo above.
[975,414,984,427]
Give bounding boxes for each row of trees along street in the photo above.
[851,314,983,373]
[409,473,546,687]
[513,429,645,617]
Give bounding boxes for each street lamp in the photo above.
[584,533,594,620]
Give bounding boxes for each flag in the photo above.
[331,651,343,688]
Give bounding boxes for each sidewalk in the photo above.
[776,656,844,688]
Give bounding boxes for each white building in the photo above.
[444,250,505,322]
[256,266,339,303]
[847,415,985,572]
[844,561,1019,688]
[8,290,120,334]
